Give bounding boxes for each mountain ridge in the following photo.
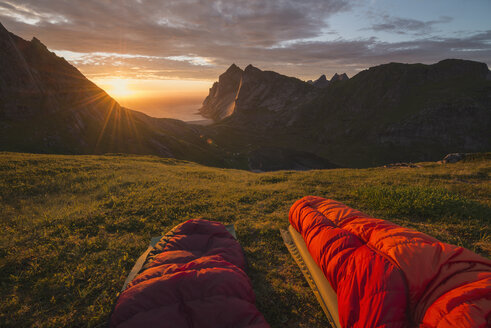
[203,59,491,167]
[1,22,490,170]
[306,72,349,88]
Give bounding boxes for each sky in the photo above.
[1,0,490,120]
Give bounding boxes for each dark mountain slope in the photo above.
[300,60,491,166]
[0,22,232,167]
[203,60,491,167]
[312,74,329,88]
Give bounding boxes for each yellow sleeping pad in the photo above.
[280,225,341,328]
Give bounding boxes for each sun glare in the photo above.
[91,78,213,119]
[101,79,134,98]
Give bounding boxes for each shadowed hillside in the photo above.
[202,61,491,167]
[0,22,237,168]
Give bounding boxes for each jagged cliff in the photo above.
[307,73,349,88]
[330,73,348,83]
[199,64,317,122]
[200,64,243,121]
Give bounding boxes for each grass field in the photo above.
[0,152,490,327]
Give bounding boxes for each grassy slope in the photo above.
[0,152,490,327]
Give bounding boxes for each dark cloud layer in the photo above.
[0,0,489,80]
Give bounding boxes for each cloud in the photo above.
[0,0,489,81]
[52,50,219,80]
[0,1,69,25]
[257,31,491,78]
[0,0,352,50]
[368,15,453,35]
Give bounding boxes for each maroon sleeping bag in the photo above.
[110,219,269,328]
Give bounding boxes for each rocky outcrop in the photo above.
[441,153,466,163]
[199,64,317,122]
[234,65,316,115]
[330,73,348,82]
[307,73,348,88]
[312,74,329,88]
[199,64,243,121]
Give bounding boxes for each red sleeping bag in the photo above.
[289,196,491,328]
[110,219,269,328]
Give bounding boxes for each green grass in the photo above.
[0,152,490,327]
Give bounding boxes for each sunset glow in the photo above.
[100,79,135,99]
[92,78,212,120]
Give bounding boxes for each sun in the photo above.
[103,79,134,98]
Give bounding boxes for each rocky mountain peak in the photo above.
[330,73,349,82]
[225,63,242,74]
[199,64,244,121]
[29,37,48,51]
[0,22,15,45]
[0,21,8,33]
[312,74,329,88]
[244,64,261,74]
[31,37,42,44]
[308,73,349,88]
[218,63,243,84]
